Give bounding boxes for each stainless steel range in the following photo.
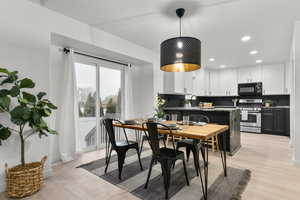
[238,99,263,133]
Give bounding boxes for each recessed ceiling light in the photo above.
[209,58,215,62]
[256,59,263,63]
[220,65,226,68]
[250,50,258,55]
[241,35,251,42]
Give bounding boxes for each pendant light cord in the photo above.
[179,17,182,37]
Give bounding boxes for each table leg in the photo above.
[200,141,209,200]
[219,132,227,177]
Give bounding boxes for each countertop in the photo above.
[262,106,290,108]
[163,107,240,112]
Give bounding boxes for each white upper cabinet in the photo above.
[219,68,238,96]
[285,62,291,94]
[193,69,209,96]
[209,70,221,96]
[174,72,185,93]
[163,72,174,93]
[238,65,262,83]
[183,72,194,94]
[163,72,193,94]
[262,64,285,95]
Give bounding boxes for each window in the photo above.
[74,57,124,152]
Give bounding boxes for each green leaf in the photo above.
[49,129,58,135]
[22,92,36,104]
[42,108,51,117]
[10,86,20,97]
[46,102,57,109]
[0,89,10,97]
[38,131,48,138]
[32,111,41,124]
[19,78,35,88]
[0,96,10,110]
[38,119,47,128]
[0,126,11,144]
[10,105,31,125]
[18,97,29,105]
[0,68,9,74]
[37,92,46,100]
[1,78,13,85]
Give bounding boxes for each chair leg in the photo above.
[186,146,191,162]
[161,160,171,200]
[215,136,220,152]
[173,143,180,169]
[140,137,145,155]
[144,157,155,189]
[104,148,113,173]
[117,151,126,180]
[182,158,190,186]
[136,147,143,171]
[212,136,215,152]
[192,147,200,176]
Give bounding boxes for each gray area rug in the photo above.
[79,149,251,200]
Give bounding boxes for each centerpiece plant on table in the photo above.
[154,94,166,120]
[0,67,58,198]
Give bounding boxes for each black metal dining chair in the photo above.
[103,118,143,180]
[142,122,189,200]
[139,133,165,156]
[176,115,210,176]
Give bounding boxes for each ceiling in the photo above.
[29,0,300,68]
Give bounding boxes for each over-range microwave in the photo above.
[238,82,263,97]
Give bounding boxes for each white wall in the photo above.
[0,0,158,192]
[291,21,300,166]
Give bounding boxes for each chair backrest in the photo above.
[103,118,117,148]
[190,114,210,123]
[142,122,174,157]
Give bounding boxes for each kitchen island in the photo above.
[164,107,241,155]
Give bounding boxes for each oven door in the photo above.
[240,111,261,127]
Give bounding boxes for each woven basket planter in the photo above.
[5,156,47,198]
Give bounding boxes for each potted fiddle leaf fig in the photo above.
[0,67,58,198]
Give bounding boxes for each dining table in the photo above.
[109,120,229,200]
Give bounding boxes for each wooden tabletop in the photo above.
[113,121,229,140]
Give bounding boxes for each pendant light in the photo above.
[160,8,201,72]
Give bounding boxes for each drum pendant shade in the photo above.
[160,8,201,72]
[160,37,201,72]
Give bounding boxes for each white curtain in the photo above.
[58,49,79,162]
[124,64,135,119]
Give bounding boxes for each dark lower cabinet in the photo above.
[262,108,290,136]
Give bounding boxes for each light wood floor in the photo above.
[1,133,300,200]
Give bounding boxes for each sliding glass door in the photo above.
[74,57,124,152]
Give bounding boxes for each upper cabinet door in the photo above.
[220,68,238,96]
[163,72,175,93]
[184,72,194,94]
[262,64,284,95]
[251,65,262,82]
[174,72,185,93]
[209,70,221,96]
[193,69,206,96]
[238,67,250,83]
[238,66,262,83]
